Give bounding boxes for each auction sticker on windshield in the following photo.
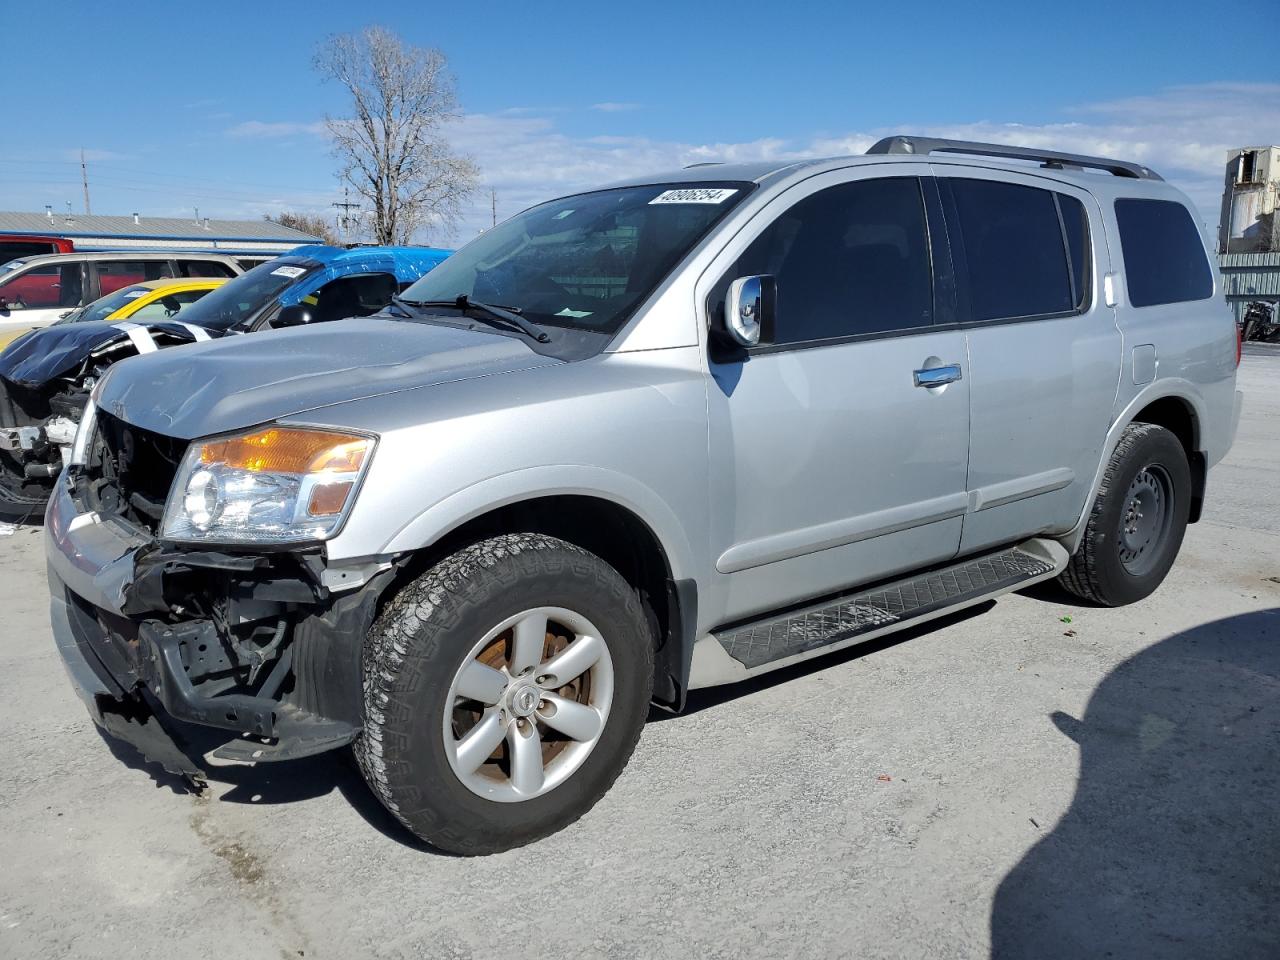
[649,188,738,205]
[271,265,308,279]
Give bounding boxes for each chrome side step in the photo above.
[695,539,1067,685]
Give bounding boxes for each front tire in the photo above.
[1060,423,1191,606]
[355,533,653,855]
[0,450,51,522]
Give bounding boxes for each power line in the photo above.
[0,157,331,196]
[0,174,334,207]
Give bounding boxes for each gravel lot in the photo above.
[2,345,1277,960]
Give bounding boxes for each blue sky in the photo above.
[2,0,1277,239]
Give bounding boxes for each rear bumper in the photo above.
[46,479,383,775]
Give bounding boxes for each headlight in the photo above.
[68,376,107,467]
[161,426,375,544]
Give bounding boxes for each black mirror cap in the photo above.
[755,275,777,346]
[274,303,314,328]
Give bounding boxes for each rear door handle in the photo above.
[913,363,963,388]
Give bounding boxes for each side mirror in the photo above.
[723,275,776,347]
[274,303,314,328]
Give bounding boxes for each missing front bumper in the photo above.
[46,481,398,774]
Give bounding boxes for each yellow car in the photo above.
[0,278,227,350]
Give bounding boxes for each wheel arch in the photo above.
[1064,382,1208,553]
[1128,394,1206,523]
[381,474,699,711]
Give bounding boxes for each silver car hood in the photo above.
[98,316,559,439]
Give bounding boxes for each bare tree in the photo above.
[264,211,339,246]
[314,26,478,245]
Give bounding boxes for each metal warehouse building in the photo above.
[0,210,321,256]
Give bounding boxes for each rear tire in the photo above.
[355,533,653,855]
[1060,423,1191,606]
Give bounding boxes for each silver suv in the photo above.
[47,137,1242,855]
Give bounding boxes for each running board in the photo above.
[711,541,1063,672]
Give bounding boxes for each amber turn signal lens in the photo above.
[307,480,355,516]
[200,428,370,474]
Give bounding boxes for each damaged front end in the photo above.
[47,410,399,784]
[0,322,204,516]
[0,376,88,515]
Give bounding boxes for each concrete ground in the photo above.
[1,346,1277,960]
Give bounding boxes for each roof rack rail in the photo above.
[683,161,724,169]
[865,136,1162,181]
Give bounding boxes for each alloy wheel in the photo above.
[442,606,614,803]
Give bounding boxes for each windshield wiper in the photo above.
[401,295,551,344]
[387,294,421,318]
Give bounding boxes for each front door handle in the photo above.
[913,363,963,388]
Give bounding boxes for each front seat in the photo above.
[312,280,363,324]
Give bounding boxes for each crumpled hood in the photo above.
[98,316,559,439]
[0,319,209,388]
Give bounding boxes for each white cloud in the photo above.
[447,82,1280,239]
[226,120,327,138]
[591,102,642,113]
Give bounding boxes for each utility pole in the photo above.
[491,189,497,229]
[80,148,91,215]
[332,185,360,245]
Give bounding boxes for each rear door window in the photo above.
[175,259,238,278]
[96,260,173,296]
[946,178,1075,321]
[1058,194,1092,310]
[1113,198,1213,307]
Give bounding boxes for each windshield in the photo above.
[167,258,320,332]
[399,182,752,335]
[59,284,150,325]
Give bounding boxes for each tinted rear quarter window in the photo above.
[1113,198,1213,307]
[948,179,1074,321]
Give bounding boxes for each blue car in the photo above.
[0,245,450,516]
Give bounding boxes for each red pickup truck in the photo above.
[0,235,74,264]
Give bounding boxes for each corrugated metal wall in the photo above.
[1219,252,1280,321]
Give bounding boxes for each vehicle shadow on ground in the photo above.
[98,726,436,851]
[653,601,998,722]
[1016,577,1103,607]
[990,608,1280,959]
